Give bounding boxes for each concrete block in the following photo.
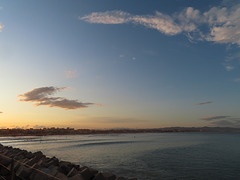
[67,167,79,177]
[68,174,85,180]
[80,167,98,180]
[102,173,116,180]
[16,165,33,179]
[92,173,105,180]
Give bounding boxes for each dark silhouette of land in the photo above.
[0,127,240,136]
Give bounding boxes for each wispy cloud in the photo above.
[224,65,234,71]
[33,125,47,129]
[226,52,240,62]
[201,115,240,127]
[65,70,78,79]
[131,12,182,35]
[18,86,96,109]
[80,10,182,35]
[80,11,131,24]
[201,116,230,121]
[10,125,30,129]
[0,24,4,32]
[210,120,236,126]
[195,101,212,105]
[80,2,240,46]
[224,52,240,72]
[233,78,240,82]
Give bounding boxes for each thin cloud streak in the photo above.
[210,119,240,127]
[80,11,131,24]
[210,120,235,126]
[225,65,234,71]
[18,86,95,109]
[65,70,78,79]
[130,12,182,35]
[200,115,240,127]
[195,101,212,105]
[33,125,47,129]
[201,116,230,121]
[80,3,240,45]
[233,78,240,82]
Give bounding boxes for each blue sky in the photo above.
[0,0,240,129]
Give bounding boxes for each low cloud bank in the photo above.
[200,116,230,121]
[201,115,240,127]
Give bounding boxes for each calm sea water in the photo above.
[0,133,240,180]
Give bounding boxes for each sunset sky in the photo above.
[0,0,240,129]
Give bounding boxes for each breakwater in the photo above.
[0,143,137,180]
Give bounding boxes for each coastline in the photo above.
[0,143,137,180]
[1,127,240,137]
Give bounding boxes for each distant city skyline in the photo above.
[0,0,240,129]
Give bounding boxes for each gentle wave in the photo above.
[65,140,136,148]
[0,137,113,145]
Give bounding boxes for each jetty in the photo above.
[0,143,137,180]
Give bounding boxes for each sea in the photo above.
[0,132,240,180]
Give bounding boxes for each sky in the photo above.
[0,0,240,129]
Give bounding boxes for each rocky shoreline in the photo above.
[0,143,137,180]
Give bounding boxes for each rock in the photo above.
[58,163,72,175]
[55,172,68,180]
[0,144,137,180]
[38,167,52,174]
[29,167,57,180]
[26,157,41,166]
[80,167,98,180]
[8,161,21,172]
[14,154,25,161]
[21,158,30,163]
[49,164,58,171]
[16,165,33,179]
[115,177,127,180]
[45,157,59,167]
[0,157,12,167]
[36,159,44,167]
[79,166,88,171]
[92,173,105,180]
[59,161,71,167]
[12,161,21,172]
[73,164,80,170]
[30,170,54,180]
[10,150,27,160]
[102,173,116,180]
[67,167,79,177]
[48,165,59,176]
[0,166,10,176]
[31,163,40,170]
[25,152,34,159]
[68,174,85,180]
[33,151,44,159]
